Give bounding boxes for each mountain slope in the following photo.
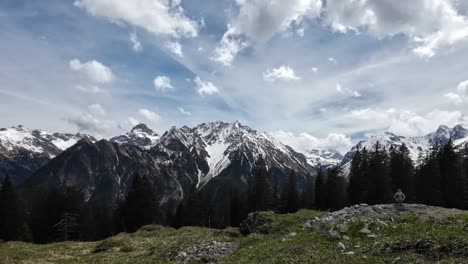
[0,125,95,185]
[110,123,160,149]
[340,124,468,176]
[24,138,195,208]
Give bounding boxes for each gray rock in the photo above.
[339,223,349,233]
[175,241,238,264]
[338,242,346,251]
[327,230,341,240]
[359,228,372,235]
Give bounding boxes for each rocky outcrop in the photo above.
[175,241,238,264]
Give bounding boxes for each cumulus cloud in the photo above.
[74,0,199,38]
[211,25,249,66]
[336,83,361,98]
[328,57,337,63]
[154,75,174,91]
[194,77,219,96]
[66,104,114,134]
[138,109,160,123]
[263,65,301,82]
[350,108,465,136]
[270,130,353,154]
[444,79,468,104]
[130,32,143,52]
[323,0,468,57]
[230,0,322,43]
[165,40,183,57]
[212,0,322,64]
[311,67,318,73]
[178,107,192,116]
[69,59,114,83]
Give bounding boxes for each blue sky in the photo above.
[1,0,468,153]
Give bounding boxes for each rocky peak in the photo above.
[131,123,154,134]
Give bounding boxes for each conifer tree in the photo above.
[315,168,327,210]
[366,142,392,204]
[415,142,443,205]
[0,175,28,241]
[348,147,363,205]
[250,158,274,211]
[389,144,415,201]
[121,173,159,232]
[439,139,464,208]
[280,170,299,214]
[325,166,346,210]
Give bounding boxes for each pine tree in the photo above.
[415,142,443,206]
[439,139,464,208]
[348,147,363,205]
[0,175,28,241]
[366,142,392,204]
[389,144,415,201]
[325,166,346,210]
[315,168,327,210]
[280,170,299,213]
[250,158,274,211]
[121,173,159,233]
[302,175,315,209]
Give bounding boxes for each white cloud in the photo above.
[138,109,160,123]
[311,67,318,73]
[178,107,192,116]
[230,0,322,43]
[350,108,465,136]
[74,0,199,38]
[336,83,362,98]
[323,0,468,58]
[165,40,183,57]
[213,0,322,63]
[69,59,114,83]
[270,130,353,154]
[75,85,106,94]
[263,65,301,82]
[211,25,249,66]
[88,104,107,117]
[457,79,468,93]
[443,79,468,104]
[328,57,337,63]
[66,104,114,134]
[194,77,219,96]
[444,92,464,104]
[154,75,174,91]
[130,32,143,52]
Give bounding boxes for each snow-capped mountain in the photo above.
[340,124,468,177]
[305,149,343,167]
[110,123,160,149]
[0,125,95,185]
[116,121,315,189]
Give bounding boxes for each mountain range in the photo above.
[2,121,468,209]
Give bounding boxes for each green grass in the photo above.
[1,210,467,264]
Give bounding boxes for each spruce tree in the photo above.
[415,142,443,206]
[367,142,392,204]
[315,169,327,210]
[348,147,363,205]
[389,144,415,201]
[280,170,299,214]
[250,158,274,211]
[0,175,28,241]
[121,173,159,232]
[325,166,346,210]
[439,139,464,208]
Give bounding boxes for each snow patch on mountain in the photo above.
[0,125,95,158]
[340,124,468,177]
[110,124,160,149]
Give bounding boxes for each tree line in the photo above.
[1,141,468,243]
